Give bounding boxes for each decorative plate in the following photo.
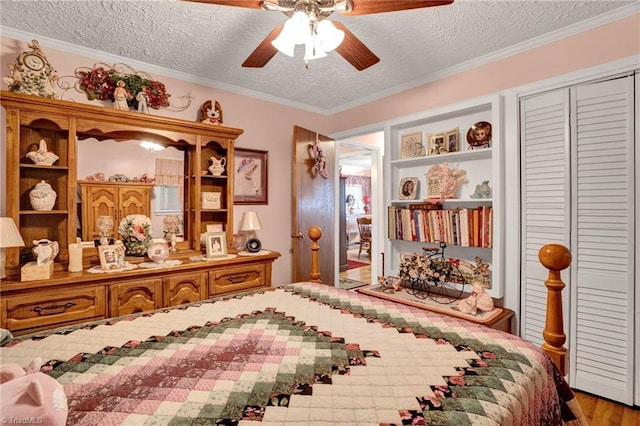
[147,240,169,263]
[466,121,492,148]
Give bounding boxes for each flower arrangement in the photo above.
[118,214,152,256]
[76,64,170,110]
[398,252,467,285]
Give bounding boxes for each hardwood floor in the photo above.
[338,250,639,425]
[339,247,372,283]
[574,391,639,426]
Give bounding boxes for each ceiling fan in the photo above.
[184,0,454,70]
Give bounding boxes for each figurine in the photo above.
[26,139,59,166]
[454,282,494,315]
[136,85,150,114]
[31,239,59,265]
[379,276,401,293]
[113,80,131,110]
[470,180,491,199]
[198,100,223,125]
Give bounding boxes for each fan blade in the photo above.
[242,25,284,68]
[181,0,262,9]
[332,22,380,71]
[344,0,453,16]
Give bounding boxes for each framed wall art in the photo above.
[234,148,268,204]
[398,177,419,200]
[205,231,228,258]
[400,132,425,159]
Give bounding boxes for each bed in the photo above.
[0,237,586,425]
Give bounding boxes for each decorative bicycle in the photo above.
[399,241,467,304]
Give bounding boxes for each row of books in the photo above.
[388,204,493,248]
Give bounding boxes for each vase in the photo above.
[29,180,56,211]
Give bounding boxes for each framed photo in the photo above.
[201,191,221,209]
[98,244,124,270]
[445,127,460,153]
[400,132,425,159]
[398,177,418,200]
[428,133,446,155]
[234,148,268,204]
[205,231,228,258]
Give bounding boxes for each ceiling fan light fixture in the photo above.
[303,37,327,61]
[316,19,344,52]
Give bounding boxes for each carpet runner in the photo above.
[346,259,369,270]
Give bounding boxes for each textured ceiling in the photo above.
[1,0,636,113]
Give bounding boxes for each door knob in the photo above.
[291,232,305,240]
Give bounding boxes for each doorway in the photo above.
[335,132,383,287]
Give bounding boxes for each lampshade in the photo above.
[240,211,262,232]
[304,37,327,61]
[272,11,311,56]
[316,19,344,52]
[0,217,24,280]
[0,217,25,248]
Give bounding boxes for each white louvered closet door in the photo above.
[569,76,635,405]
[520,89,571,348]
[520,75,635,405]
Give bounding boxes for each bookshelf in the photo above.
[384,95,504,298]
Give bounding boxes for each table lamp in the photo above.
[0,218,25,279]
[240,211,262,253]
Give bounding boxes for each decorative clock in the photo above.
[2,39,58,98]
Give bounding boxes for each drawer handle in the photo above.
[227,274,250,284]
[32,302,77,315]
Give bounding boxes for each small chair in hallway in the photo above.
[356,216,372,259]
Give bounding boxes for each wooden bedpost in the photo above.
[308,226,322,283]
[538,243,572,376]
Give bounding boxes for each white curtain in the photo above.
[155,159,184,186]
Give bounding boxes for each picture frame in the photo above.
[445,127,460,153]
[234,148,268,205]
[398,177,419,200]
[400,132,425,159]
[201,191,221,209]
[428,133,447,155]
[98,244,124,270]
[205,231,228,258]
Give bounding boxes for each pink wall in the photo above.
[1,13,638,285]
[326,15,640,133]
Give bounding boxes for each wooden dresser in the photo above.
[1,251,280,336]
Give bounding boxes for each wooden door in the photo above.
[119,185,152,219]
[292,126,336,284]
[80,183,118,240]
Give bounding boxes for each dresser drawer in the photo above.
[109,278,163,317]
[2,286,107,333]
[209,263,266,296]
[163,272,207,307]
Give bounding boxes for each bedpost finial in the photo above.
[538,244,571,272]
[308,226,322,242]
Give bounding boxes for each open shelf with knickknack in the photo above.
[384,94,504,298]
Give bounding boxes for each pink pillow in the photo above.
[0,358,68,426]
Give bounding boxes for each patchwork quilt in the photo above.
[1,283,586,425]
